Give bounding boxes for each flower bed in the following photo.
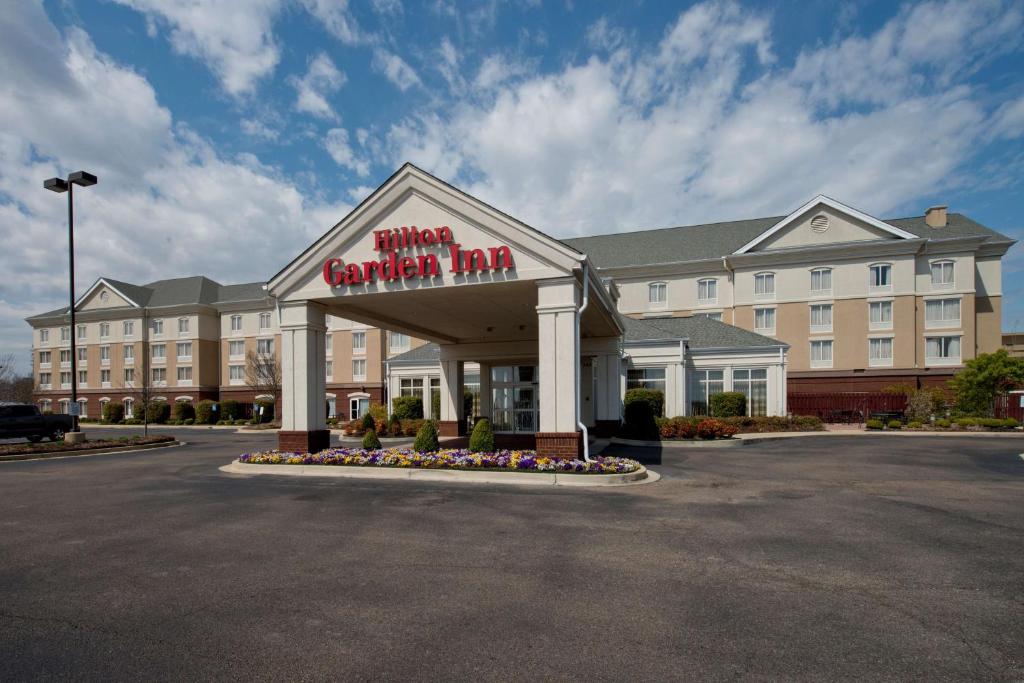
[238,447,640,474]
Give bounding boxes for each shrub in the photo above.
[657,416,698,439]
[219,399,243,421]
[907,420,923,429]
[468,418,495,453]
[146,401,171,424]
[184,418,194,425]
[948,349,1024,417]
[904,388,946,423]
[360,411,376,432]
[172,401,195,422]
[710,392,746,418]
[413,420,440,452]
[391,395,424,420]
[715,415,824,433]
[102,401,124,424]
[935,418,951,428]
[696,418,738,440]
[233,419,247,426]
[195,400,217,424]
[254,400,275,423]
[369,402,388,424]
[866,418,884,430]
[622,388,663,439]
[388,414,402,437]
[362,428,381,449]
[1004,417,1020,429]
[401,419,426,436]
[955,417,977,428]
[887,419,903,430]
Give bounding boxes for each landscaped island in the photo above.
[239,448,641,474]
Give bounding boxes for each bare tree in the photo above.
[245,349,281,419]
[0,352,34,403]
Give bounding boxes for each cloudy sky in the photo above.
[2,0,1023,372]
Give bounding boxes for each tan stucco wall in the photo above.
[976,295,1002,355]
[756,205,892,250]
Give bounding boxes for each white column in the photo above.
[279,301,327,432]
[593,353,621,422]
[438,357,464,423]
[477,363,491,421]
[537,279,580,433]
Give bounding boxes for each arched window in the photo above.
[697,278,718,304]
[869,263,892,290]
[809,267,832,294]
[754,272,775,299]
[930,260,954,288]
[648,282,667,307]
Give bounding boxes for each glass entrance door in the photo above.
[491,366,538,433]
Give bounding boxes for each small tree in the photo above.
[948,349,1024,416]
[244,350,281,419]
[361,411,376,431]
[413,420,440,452]
[469,418,495,453]
[362,428,382,450]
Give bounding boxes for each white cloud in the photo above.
[291,52,346,121]
[371,0,403,16]
[241,117,280,141]
[372,48,421,91]
[324,128,370,176]
[0,2,349,362]
[474,54,529,90]
[301,0,364,45]
[111,0,284,96]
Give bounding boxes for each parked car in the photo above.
[0,403,74,442]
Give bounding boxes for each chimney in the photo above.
[925,205,948,228]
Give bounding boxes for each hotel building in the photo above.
[27,165,1014,455]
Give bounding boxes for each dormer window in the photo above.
[696,278,717,305]
[930,260,954,289]
[648,282,667,307]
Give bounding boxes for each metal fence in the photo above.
[787,392,908,423]
[995,393,1024,421]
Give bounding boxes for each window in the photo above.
[810,268,832,294]
[40,329,50,344]
[349,396,370,421]
[177,366,193,384]
[59,349,71,366]
[77,347,87,363]
[59,399,69,414]
[123,398,134,416]
[732,368,768,417]
[352,358,367,380]
[152,368,167,386]
[869,337,893,366]
[60,326,70,342]
[869,301,893,330]
[230,315,243,332]
[123,345,135,363]
[627,368,666,397]
[177,317,189,335]
[256,338,274,355]
[691,369,725,416]
[754,307,776,333]
[325,334,333,355]
[99,322,110,338]
[228,340,245,358]
[926,336,961,363]
[930,260,954,288]
[809,304,833,333]
[229,365,245,384]
[925,298,961,329]
[100,346,110,364]
[400,378,423,397]
[430,378,441,419]
[810,340,833,368]
[176,342,192,360]
[352,330,366,353]
[151,343,166,360]
[754,272,775,298]
[259,312,272,329]
[697,279,717,304]
[39,351,51,367]
[695,312,723,322]
[77,324,87,340]
[101,369,111,387]
[60,371,72,388]
[325,361,333,379]
[390,332,410,352]
[77,399,88,419]
[39,372,52,388]
[648,282,667,306]
[122,368,133,386]
[152,319,164,336]
[123,320,134,337]
[869,263,892,289]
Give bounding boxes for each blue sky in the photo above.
[1,0,1023,371]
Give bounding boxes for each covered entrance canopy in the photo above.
[267,164,623,457]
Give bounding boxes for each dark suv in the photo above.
[0,403,75,442]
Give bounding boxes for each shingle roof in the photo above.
[565,213,1013,269]
[621,315,786,349]
[386,344,442,364]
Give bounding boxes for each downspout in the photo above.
[577,261,592,462]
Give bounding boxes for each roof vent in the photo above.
[925,205,948,228]
[810,214,830,233]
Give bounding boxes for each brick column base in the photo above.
[437,420,462,437]
[278,430,331,454]
[535,432,582,459]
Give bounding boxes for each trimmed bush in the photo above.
[656,416,698,439]
[362,428,382,450]
[887,419,903,430]
[696,418,738,439]
[866,418,884,430]
[146,401,171,424]
[172,401,195,422]
[710,392,746,418]
[468,418,495,453]
[622,388,664,440]
[102,401,124,424]
[413,420,440,452]
[401,419,426,436]
[715,415,824,433]
[388,414,402,437]
[184,418,194,425]
[219,399,243,421]
[1005,417,1020,429]
[254,399,275,423]
[195,400,217,425]
[391,395,424,420]
[361,411,376,432]
[935,418,951,428]
[908,420,923,429]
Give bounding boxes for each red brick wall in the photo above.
[535,432,582,460]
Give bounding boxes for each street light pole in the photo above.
[44,171,97,441]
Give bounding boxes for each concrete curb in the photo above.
[219,460,659,487]
[612,430,1023,448]
[0,440,182,462]
[611,436,752,448]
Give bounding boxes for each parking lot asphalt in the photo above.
[1,427,1022,681]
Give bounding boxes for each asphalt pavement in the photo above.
[1,427,1022,681]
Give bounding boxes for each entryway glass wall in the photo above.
[491,365,538,433]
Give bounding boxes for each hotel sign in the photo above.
[323,226,514,286]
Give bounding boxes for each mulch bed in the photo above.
[0,435,176,457]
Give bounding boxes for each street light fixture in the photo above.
[44,170,98,440]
